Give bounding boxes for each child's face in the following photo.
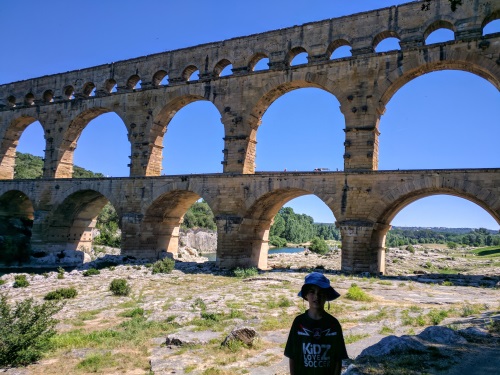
[305,285,327,309]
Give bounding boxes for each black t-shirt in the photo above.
[284,311,348,374]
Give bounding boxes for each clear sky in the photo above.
[1,1,499,230]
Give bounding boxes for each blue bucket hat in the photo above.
[298,272,340,301]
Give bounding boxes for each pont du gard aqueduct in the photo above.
[0,0,499,274]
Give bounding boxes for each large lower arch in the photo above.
[0,190,34,264]
[37,189,111,255]
[138,190,202,259]
[0,115,38,179]
[369,181,500,274]
[233,188,335,269]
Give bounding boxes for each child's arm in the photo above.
[289,358,296,375]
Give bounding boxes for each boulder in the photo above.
[417,326,467,345]
[221,326,258,347]
[358,335,427,358]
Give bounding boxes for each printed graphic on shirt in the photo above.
[302,343,331,368]
[297,325,338,338]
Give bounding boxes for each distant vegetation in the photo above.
[386,227,500,248]
[14,152,104,179]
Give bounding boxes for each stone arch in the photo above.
[152,70,168,87]
[239,187,335,269]
[24,93,35,106]
[482,10,500,30]
[63,85,75,100]
[126,74,141,90]
[147,93,221,176]
[182,65,199,81]
[56,108,128,178]
[327,38,352,58]
[104,79,117,93]
[0,190,34,264]
[287,46,308,66]
[214,59,232,77]
[40,189,114,255]
[82,82,96,97]
[248,52,269,71]
[0,115,39,179]
[378,54,500,113]
[43,90,54,103]
[423,19,456,42]
[372,30,401,50]
[140,190,205,259]
[365,176,500,274]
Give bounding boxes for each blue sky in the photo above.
[1,1,499,229]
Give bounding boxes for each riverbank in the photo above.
[0,247,498,374]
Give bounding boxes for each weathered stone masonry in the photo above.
[0,0,499,273]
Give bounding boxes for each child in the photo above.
[284,272,348,375]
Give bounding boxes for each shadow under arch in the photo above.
[40,189,113,256]
[140,190,205,259]
[0,115,39,180]
[0,190,34,264]
[240,188,336,269]
[57,107,128,178]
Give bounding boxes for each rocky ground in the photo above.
[0,244,499,374]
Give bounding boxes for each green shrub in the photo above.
[427,309,448,325]
[309,237,329,255]
[44,287,78,300]
[109,279,131,296]
[233,267,259,278]
[0,294,63,366]
[406,245,415,254]
[82,268,100,277]
[119,307,144,318]
[151,258,175,274]
[57,267,65,279]
[0,279,5,286]
[13,275,29,288]
[269,235,287,248]
[345,283,373,302]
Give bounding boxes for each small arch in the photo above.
[24,93,35,106]
[43,90,54,103]
[288,47,308,66]
[7,95,16,107]
[482,17,500,36]
[152,70,168,87]
[249,53,269,71]
[182,65,199,81]
[423,20,455,42]
[214,59,232,77]
[373,31,401,53]
[82,82,96,97]
[63,85,75,100]
[327,39,352,59]
[126,75,141,90]
[105,79,117,93]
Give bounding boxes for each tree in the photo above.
[0,295,63,367]
[309,237,329,255]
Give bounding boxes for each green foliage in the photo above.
[345,283,373,302]
[57,267,65,279]
[181,200,216,231]
[0,294,63,367]
[151,258,175,274]
[44,287,78,300]
[110,279,131,296]
[427,309,448,325]
[232,267,259,278]
[94,203,121,248]
[13,274,29,288]
[309,237,329,255]
[269,235,287,248]
[386,227,500,248]
[269,207,340,245]
[118,307,144,318]
[0,279,5,286]
[14,152,104,179]
[83,268,101,277]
